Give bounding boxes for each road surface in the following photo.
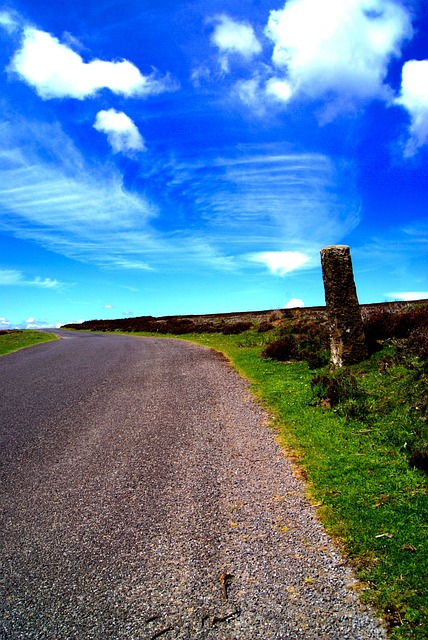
[0,330,385,639]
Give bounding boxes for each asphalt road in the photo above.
[0,331,385,639]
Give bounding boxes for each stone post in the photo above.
[320,245,368,368]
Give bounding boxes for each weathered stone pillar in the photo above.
[320,245,368,368]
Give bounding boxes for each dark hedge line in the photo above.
[62,315,254,335]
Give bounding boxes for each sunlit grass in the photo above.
[0,330,58,356]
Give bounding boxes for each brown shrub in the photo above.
[221,321,253,335]
[363,305,428,354]
[409,445,428,475]
[257,321,275,333]
[261,335,298,361]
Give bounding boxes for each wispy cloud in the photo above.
[94,109,146,155]
[0,117,236,272]
[169,147,360,257]
[386,291,428,301]
[0,118,163,267]
[10,26,178,100]
[0,110,358,270]
[0,10,20,33]
[0,115,359,277]
[0,269,62,288]
[352,224,428,293]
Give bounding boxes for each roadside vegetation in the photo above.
[0,329,58,356]
[65,302,428,638]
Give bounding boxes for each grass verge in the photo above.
[0,330,58,356]
[128,329,427,639]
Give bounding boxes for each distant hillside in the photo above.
[62,299,427,334]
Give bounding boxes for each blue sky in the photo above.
[0,0,427,329]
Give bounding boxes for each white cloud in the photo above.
[386,291,428,301]
[284,298,304,308]
[210,14,262,72]
[10,27,177,100]
[94,109,146,155]
[265,77,293,103]
[395,59,428,155]
[264,0,412,110]
[249,251,310,276]
[0,269,62,288]
[103,304,114,309]
[25,318,57,329]
[0,314,58,329]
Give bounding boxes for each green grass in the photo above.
[127,329,427,638]
[0,330,58,356]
